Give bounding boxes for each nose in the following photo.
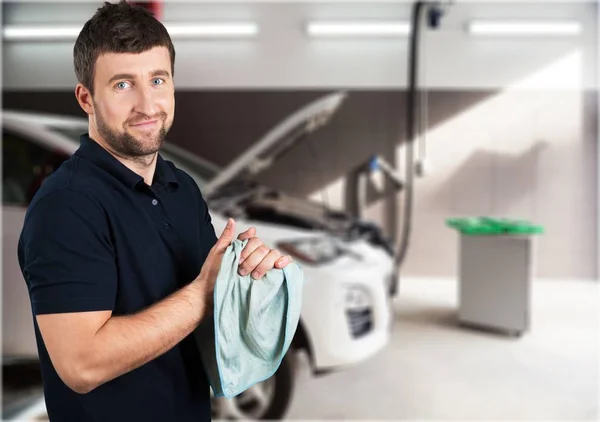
[134,84,159,117]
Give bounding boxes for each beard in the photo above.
[94,104,170,161]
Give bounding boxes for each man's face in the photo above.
[89,46,174,158]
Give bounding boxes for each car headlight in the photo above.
[344,284,372,310]
[277,236,354,266]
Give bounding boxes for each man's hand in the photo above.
[195,218,237,307]
[236,226,293,279]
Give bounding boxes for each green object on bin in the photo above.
[445,217,544,235]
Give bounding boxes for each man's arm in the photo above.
[36,218,235,394]
[37,279,206,394]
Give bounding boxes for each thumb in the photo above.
[215,218,235,250]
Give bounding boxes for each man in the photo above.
[17,1,292,421]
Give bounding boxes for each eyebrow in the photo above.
[108,69,171,84]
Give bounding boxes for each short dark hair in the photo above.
[73,0,175,95]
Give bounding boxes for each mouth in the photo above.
[130,119,159,128]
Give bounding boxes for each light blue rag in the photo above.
[194,239,304,398]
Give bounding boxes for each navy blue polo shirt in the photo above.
[17,134,218,422]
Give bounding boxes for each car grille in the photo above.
[346,308,373,339]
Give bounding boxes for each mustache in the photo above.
[126,112,167,126]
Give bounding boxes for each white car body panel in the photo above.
[3,206,39,359]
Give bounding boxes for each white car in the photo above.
[2,93,395,420]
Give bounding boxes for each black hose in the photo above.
[390,1,425,297]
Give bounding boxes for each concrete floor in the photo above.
[286,278,599,420]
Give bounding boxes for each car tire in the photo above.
[211,350,297,420]
[261,351,296,420]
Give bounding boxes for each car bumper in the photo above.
[300,259,394,371]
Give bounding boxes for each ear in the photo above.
[75,83,94,116]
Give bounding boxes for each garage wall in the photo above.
[2,1,598,279]
[393,89,598,280]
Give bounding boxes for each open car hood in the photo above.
[201,91,393,255]
[209,181,394,256]
[203,92,347,197]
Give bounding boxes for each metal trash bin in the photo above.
[446,218,544,336]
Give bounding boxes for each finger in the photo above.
[238,237,263,264]
[237,226,256,241]
[215,218,235,251]
[238,245,270,276]
[275,255,293,269]
[251,249,282,279]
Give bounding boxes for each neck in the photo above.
[117,153,158,187]
[89,130,158,186]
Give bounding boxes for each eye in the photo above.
[152,78,165,86]
[115,81,130,90]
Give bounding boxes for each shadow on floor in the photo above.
[393,303,522,340]
[395,303,458,327]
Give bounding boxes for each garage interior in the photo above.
[2,0,599,421]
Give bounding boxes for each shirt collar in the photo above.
[74,133,179,190]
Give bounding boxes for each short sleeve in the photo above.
[18,189,117,315]
[179,170,218,264]
[198,196,218,268]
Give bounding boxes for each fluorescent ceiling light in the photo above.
[3,23,259,41]
[467,20,582,36]
[166,23,258,38]
[3,26,81,40]
[306,21,410,37]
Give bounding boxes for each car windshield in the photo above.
[48,126,219,188]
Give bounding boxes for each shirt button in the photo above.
[151,199,158,206]
[163,222,170,229]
